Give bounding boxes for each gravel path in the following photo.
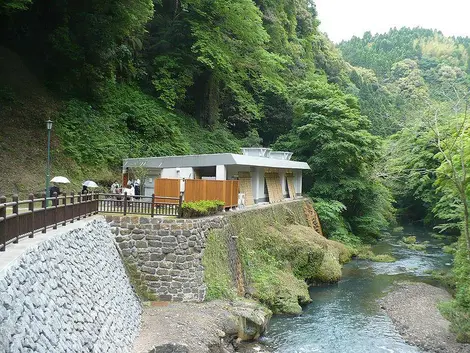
[381,282,470,353]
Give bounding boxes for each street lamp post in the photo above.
[45,120,53,206]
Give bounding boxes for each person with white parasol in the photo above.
[82,180,98,195]
[49,176,70,205]
[49,176,70,197]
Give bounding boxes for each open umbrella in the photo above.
[50,176,71,184]
[82,180,98,188]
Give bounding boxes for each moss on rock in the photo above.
[201,200,352,314]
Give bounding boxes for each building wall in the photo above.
[294,170,303,196]
[251,167,268,203]
[0,219,141,353]
[161,167,194,180]
[225,165,251,179]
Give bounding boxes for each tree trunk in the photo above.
[461,191,470,255]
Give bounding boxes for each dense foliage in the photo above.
[0,0,393,240]
[340,27,470,341]
[274,75,392,240]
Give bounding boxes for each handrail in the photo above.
[0,192,184,252]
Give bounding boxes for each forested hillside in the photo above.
[0,0,392,243]
[340,27,470,341]
[2,0,470,344]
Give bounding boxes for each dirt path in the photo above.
[381,282,469,353]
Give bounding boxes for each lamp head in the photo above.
[46,120,53,130]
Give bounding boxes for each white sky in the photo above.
[314,0,470,43]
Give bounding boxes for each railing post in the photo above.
[53,192,58,229]
[151,194,155,218]
[42,192,47,233]
[70,192,75,223]
[62,192,67,226]
[84,192,88,217]
[0,195,6,251]
[94,192,99,214]
[78,193,82,220]
[178,192,184,218]
[12,194,19,243]
[29,194,35,238]
[123,192,128,216]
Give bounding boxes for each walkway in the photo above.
[0,216,101,275]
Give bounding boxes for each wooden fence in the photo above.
[154,179,180,204]
[98,193,182,217]
[0,181,237,252]
[0,192,182,252]
[0,192,98,252]
[184,179,239,208]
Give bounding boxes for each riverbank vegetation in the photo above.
[340,28,470,341]
[203,201,351,314]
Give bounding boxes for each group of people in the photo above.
[49,179,142,198]
[110,179,141,198]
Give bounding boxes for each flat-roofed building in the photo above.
[123,148,310,206]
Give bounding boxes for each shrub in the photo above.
[402,235,417,244]
[181,200,224,218]
[356,245,396,262]
[404,242,428,251]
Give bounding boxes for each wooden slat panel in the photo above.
[265,172,283,203]
[238,172,254,206]
[287,176,296,199]
[154,178,180,204]
[231,180,239,208]
[185,179,239,208]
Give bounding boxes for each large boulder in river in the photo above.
[227,300,272,341]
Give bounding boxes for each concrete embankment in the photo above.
[0,218,141,353]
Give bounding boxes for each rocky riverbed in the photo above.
[132,300,271,353]
[381,282,469,353]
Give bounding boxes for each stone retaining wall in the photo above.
[0,218,141,353]
[107,216,227,302]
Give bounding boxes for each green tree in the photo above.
[274,75,392,239]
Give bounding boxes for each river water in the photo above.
[262,226,455,353]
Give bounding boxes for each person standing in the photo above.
[49,184,60,197]
[49,184,60,206]
[134,179,141,196]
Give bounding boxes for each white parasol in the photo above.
[82,180,99,188]
[50,176,71,184]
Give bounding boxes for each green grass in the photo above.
[404,242,428,251]
[202,230,237,300]
[402,235,417,244]
[356,245,396,262]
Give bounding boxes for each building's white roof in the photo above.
[123,153,310,170]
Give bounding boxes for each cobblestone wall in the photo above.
[0,219,141,353]
[107,216,227,302]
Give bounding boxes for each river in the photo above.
[262,226,455,353]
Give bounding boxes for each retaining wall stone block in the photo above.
[0,219,141,353]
